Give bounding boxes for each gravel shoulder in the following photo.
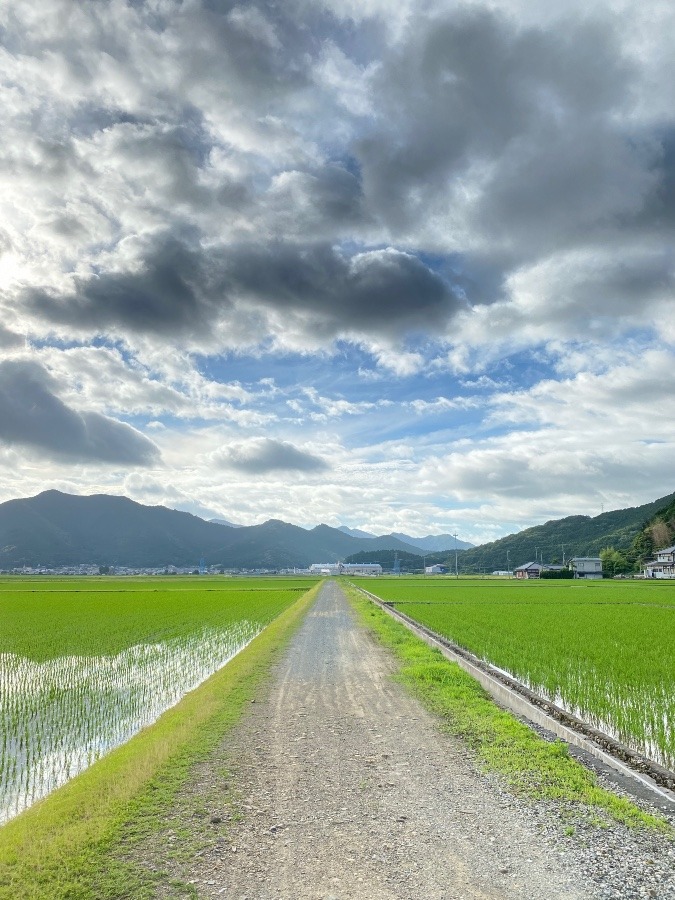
[135,580,674,899]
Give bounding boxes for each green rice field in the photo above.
[0,576,318,825]
[355,577,675,771]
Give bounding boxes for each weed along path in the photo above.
[154,579,623,900]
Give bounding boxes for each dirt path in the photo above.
[173,581,594,899]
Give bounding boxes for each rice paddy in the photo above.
[356,577,675,771]
[0,576,316,825]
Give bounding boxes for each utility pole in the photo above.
[423,555,427,577]
[454,531,459,579]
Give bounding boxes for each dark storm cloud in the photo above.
[28,234,462,343]
[27,234,222,338]
[635,127,675,228]
[0,360,160,465]
[224,242,461,334]
[357,7,650,253]
[215,438,328,473]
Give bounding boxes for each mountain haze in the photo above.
[337,525,377,539]
[388,532,474,552]
[337,526,473,551]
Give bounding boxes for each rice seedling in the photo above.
[0,576,315,824]
[356,577,675,770]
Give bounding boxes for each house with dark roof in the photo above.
[513,562,543,579]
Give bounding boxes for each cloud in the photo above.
[417,348,675,518]
[452,244,675,353]
[6,0,672,366]
[0,326,23,349]
[0,0,674,541]
[0,360,160,465]
[358,8,639,238]
[33,344,261,423]
[26,234,219,340]
[409,396,480,414]
[229,242,457,337]
[212,438,329,473]
[251,164,370,239]
[27,235,463,348]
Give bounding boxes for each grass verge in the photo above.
[0,582,322,899]
[345,583,671,833]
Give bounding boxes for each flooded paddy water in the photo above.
[0,576,312,825]
[0,623,260,823]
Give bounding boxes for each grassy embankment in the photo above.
[0,580,322,899]
[344,581,671,832]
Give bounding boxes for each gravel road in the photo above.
[151,581,674,899]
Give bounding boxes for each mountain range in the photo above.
[0,490,459,570]
[336,525,473,552]
[0,488,672,571]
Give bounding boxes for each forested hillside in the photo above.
[426,492,675,573]
[630,495,675,563]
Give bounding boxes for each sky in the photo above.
[0,0,673,544]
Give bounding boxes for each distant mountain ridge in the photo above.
[337,525,376,539]
[337,525,473,551]
[0,491,425,569]
[388,532,473,552]
[1,489,672,571]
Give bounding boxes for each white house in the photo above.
[643,544,675,578]
[569,557,603,579]
[425,564,447,574]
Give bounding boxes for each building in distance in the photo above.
[642,544,675,578]
[309,562,382,576]
[568,557,603,579]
